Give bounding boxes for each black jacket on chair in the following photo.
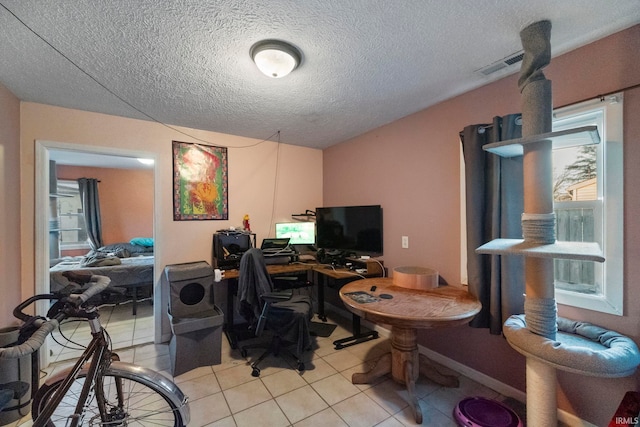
[237,248,312,358]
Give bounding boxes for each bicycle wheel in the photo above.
[32,369,187,426]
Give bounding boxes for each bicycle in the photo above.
[0,273,190,426]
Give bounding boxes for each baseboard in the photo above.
[417,344,526,402]
[324,302,596,426]
[556,411,597,427]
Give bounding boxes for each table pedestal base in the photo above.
[352,327,459,424]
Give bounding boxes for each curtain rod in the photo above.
[468,82,640,134]
[554,82,640,110]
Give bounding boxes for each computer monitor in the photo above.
[315,205,383,256]
[275,222,316,245]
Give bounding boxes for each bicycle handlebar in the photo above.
[0,275,111,360]
[67,275,111,304]
[0,320,58,359]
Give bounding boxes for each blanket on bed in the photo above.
[50,255,154,293]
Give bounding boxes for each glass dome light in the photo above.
[250,40,301,78]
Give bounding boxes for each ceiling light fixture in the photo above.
[250,40,301,78]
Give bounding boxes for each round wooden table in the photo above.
[339,278,481,424]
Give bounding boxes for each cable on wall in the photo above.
[268,131,282,237]
[0,2,278,150]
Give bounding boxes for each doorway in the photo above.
[35,140,159,367]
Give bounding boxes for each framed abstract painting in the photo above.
[172,141,228,220]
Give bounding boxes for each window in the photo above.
[552,94,623,314]
[56,180,89,250]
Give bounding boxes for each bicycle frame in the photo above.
[33,312,113,427]
[4,277,189,426]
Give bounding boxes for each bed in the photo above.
[50,242,154,315]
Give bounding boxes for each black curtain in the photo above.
[77,178,104,251]
[460,114,525,334]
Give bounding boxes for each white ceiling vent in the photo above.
[475,51,525,76]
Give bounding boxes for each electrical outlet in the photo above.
[401,236,409,248]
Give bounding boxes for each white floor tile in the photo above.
[35,306,519,427]
[223,379,271,414]
[275,385,329,424]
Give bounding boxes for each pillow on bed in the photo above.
[130,237,154,247]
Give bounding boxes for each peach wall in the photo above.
[19,106,322,342]
[0,83,21,327]
[324,25,640,426]
[57,165,154,246]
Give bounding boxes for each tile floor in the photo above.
[11,304,527,427]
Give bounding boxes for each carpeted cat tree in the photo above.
[477,20,640,427]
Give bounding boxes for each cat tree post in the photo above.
[476,20,640,427]
[519,20,558,427]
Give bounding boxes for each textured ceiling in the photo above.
[1,1,639,149]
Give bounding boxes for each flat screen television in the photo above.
[275,222,316,245]
[315,205,383,256]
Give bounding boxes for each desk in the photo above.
[312,266,383,349]
[339,278,481,424]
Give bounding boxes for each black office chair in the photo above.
[237,248,313,377]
